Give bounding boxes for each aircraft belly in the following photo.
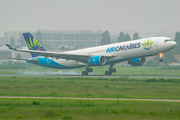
[55,59,85,68]
[38,58,85,69]
[106,56,125,64]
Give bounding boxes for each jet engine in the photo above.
[128,57,146,66]
[89,55,106,66]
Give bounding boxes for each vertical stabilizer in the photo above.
[23,32,46,57]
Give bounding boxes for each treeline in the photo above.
[101,31,140,45]
[173,32,180,52]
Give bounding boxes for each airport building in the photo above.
[41,30,102,47]
[2,30,103,47]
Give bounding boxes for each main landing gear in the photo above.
[105,64,116,75]
[158,53,163,62]
[81,65,93,75]
[81,63,116,76]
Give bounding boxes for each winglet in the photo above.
[6,44,16,50]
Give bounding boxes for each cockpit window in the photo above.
[164,39,172,43]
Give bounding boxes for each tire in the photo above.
[105,71,109,75]
[81,71,85,75]
[86,68,89,72]
[105,71,112,75]
[89,68,93,72]
[85,71,88,75]
[109,71,112,75]
[112,68,116,73]
[158,59,163,62]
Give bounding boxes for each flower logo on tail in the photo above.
[26,36,42,50]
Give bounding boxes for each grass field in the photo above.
[0,76,180,99]
[0,98,180,120]
[1,58,180,119]
[1,76,180,119]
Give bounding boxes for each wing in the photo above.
[6,44,114,63]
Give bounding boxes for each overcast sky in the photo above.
[0,0,180,37]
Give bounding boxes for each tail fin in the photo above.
[23,32,46,57]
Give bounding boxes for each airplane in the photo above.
[6,33,177,75]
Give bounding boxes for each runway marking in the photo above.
[0,96,180,102]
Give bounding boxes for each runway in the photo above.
[1,74,180,78]
[0,96,180,102]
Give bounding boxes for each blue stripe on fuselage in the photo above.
[26,57,83,69]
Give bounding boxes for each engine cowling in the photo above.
[89,55,106,66]
[128,57,146,66]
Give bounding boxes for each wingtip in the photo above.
[6,44,14,49]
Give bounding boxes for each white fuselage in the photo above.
[37,37,176,69]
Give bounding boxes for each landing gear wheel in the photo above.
[81,71,88,75]
[158,59,163,62]
[106,64,116,75]
[81,71,85,75]
[105,71,112,76]
[89,68,93,73]
[109,71,112,75]
[112,68,116,73]
[109,68,116,73]
[105,71,109,75]
[85,71,88,75]
[85,68,93,73]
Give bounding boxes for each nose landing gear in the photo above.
[158,53,163,62]
[158,59,163,62]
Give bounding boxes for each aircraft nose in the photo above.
[170,41,177,48]
[172,41,177,46]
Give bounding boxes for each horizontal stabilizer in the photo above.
[6,44,16,50]
[7,58,31,61]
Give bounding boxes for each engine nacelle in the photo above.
[89,55,106,66]
[128,57,146,66]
